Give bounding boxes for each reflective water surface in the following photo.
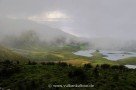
[74,50,136,61]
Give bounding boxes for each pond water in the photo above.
[74,50,136,61]
[73,50,95,57]
[125,65,136,69]
[99,50,136,61]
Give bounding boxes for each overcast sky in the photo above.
[0,0,136,40]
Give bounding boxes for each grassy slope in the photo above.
[90,51,118,65]
[53,50,91,66]
[9,45,92,65]
[11,46,119,66]
[117,57,136,65]
[4,44,136,66]
[0,46,27,63]
[11,47,62,62]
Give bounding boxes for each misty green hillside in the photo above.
[1,30,84,51]
[1,30,135,66]
[11,44,92,65]
[0,46,27,63]
[1,44,135,66]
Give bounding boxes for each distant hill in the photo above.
[0,18,77,41]
[0,18,85,49]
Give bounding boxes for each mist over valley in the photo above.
[0,0,136,90]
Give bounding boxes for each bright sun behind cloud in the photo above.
[28,11,70,22]
[46,11,69,19]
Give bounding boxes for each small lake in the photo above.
[74,50,136,61]
[125,65,136,69]
[73,50,95,57]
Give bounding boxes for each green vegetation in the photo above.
[0,44,136,90]
[2,44,136,66]
[0,46,27,63]
[1,30,135,66]
[7,44,92,66]
[117,57,136,65]
[0,60,136,90]
[90,51,118,65]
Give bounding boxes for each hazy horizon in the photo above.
[0,0,136,40]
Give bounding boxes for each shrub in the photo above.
[57,62,68,67]
[83,63,93,70]
[101,64,110,69]
[68,68,87,83]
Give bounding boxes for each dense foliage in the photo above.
[0,60,136,90]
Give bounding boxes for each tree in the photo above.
[68,68,87,83]
[101,64,110,69]
[83,63,93,70]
